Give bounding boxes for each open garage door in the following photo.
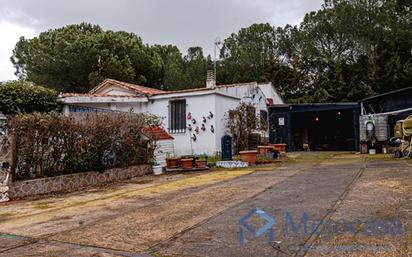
[269,103,360,151]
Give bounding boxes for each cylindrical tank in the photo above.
[394,120,404,138]
[360,115,388,141]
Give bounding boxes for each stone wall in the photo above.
[8,164,151,199]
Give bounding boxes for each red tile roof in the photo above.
[61,79,260,99]
[89,79,166,96]
[87,78,218,96]
[156,87,213,95]
[142,126,174,141]
[60,93,140,98]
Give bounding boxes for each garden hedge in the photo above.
[8,112,156,180]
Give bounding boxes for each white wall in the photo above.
[155,139,174,166]
[115,102,150,113]
[126,94,220,156]
[214,95,239,154]
[62,82,272,156]
[258,83,284,104]
[219,83,270,137]
[99,86,136,96]
[217,83,268,112]
[63,94,223,156]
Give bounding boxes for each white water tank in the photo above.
[360,115,388,141]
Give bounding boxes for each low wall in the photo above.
[8,164,151,199]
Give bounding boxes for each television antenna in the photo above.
[214,37,223,80]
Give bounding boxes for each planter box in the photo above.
[181,158,194,169]
[360,143,368,154]
[196,160,206,169]
[166,157,181,169]
[257,146,275,155]
[239,150,258,164]
[272,144,287,153]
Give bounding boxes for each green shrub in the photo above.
[0,80,59,115]
[9,112,156,180]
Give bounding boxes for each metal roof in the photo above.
[361,86,412,102]
[270,103,359,113]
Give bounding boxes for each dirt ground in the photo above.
[0,153,411,257]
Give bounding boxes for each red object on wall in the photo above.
[142,126,174,140]
[267,98,274,105]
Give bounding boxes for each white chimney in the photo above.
[206,70,216,89]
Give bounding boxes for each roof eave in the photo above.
[58,96,149,104]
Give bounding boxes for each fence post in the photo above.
[0,133,14,202]
[9,133,16,183]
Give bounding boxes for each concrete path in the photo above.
[0,153,410,256]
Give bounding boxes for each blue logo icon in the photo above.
[239,208,275,246]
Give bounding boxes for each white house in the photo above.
[58,76,283,156]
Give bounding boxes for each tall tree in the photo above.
[184,47,213,88]
[219,23,279,84]
[277,0,412,102]
[152,44,188,90]
[9,2,412,102]
[11,23,163,92]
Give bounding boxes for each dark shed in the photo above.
[269,103,360,151]
[360,87,412,115]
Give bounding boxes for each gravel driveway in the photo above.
[0,153,410,257]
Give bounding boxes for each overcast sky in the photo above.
[0,0,323,81]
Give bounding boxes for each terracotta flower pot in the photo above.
[181,158,194,169]
[166,157,181,169]
[257,146,275,155]
[239,150,258,164]
[196,160,206,169]
[273,144,287,153]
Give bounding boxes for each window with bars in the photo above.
[169,99,186,134]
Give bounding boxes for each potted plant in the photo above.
[368,138,377,155]
[152,162,163,175]
[239,150,258,164]
[166,156,181,169]
[196,154,207,169]
[149,138,163,175]
[181,157,194,169]
[272,144,287,153]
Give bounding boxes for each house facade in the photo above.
[59,78,283,156]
